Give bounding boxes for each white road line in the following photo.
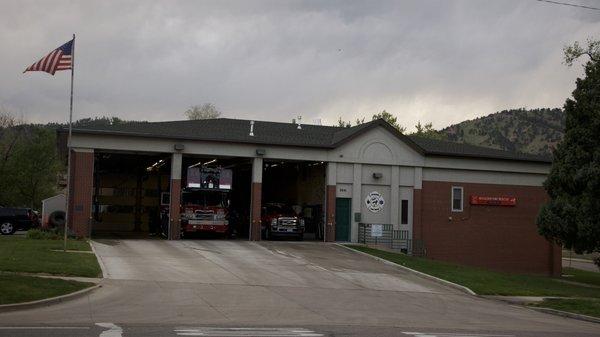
[175,333,323,336]
[0,327,90,330]
[402,333,515,337]
[174,327,323,336]
[96,323,123,337]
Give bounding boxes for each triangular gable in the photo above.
[329,120,425,166]
[330,119,424,154]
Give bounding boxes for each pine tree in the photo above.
[537,42,600,267]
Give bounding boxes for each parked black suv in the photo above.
[0,207,39,235]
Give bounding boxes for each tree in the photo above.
[185,103,221,120]
[0,110,24,205]
[336,116,365,128]
[73,116,130,128]
[0,110,61,208]
[336,111,406,132]
[537,40,600,267]
[337,117,350,128]
[0,110,23,169]
[564,39,600,66]
[372,110,405,133]
[9,127,60,208]
[412,121,444,140]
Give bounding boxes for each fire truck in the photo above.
[179,166,233,238]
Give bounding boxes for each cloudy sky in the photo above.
[1,0,599,131]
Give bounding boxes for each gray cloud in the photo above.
[1,0,599,130]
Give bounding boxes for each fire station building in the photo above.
[60,118,560,276]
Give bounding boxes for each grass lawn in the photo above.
[0,236,101,278]
[563,267,600,287]
[533,298,600,318]
[0,274,93,305]
[346,245,600,298]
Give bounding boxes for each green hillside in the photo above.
[441,108,565,155]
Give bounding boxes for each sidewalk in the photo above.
[563,258,598,273]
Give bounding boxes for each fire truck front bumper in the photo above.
[183,220,229,233]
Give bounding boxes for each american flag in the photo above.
[24,39,73,75]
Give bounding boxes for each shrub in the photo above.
[26,228,61,240]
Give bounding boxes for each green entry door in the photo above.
[335,198,351,242]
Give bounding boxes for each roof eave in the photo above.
[65,128,336,150]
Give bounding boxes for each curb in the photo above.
[482,295,549,305]
[50,249,94,254]
[562,257,596,264]
[89,240,107,278]
[529,306,600,324]
[0,271,102,283]
[335,243,477,295]
[0,284,101,313]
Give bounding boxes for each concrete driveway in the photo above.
[95,239,438,292]
[0,239,598,336]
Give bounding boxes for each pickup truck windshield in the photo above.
[265,204,295,215]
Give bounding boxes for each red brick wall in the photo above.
[412,188,423,241]
[250,182,262,241]
[169,178,181,240]
[67,150,94,237]
[325,185,336,242]
[418,180,560,276]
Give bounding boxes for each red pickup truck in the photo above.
[261,203,305,240]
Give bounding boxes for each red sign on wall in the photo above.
[470,195,516,206]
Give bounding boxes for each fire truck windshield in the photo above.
[182,191,228,207]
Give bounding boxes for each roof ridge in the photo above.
[167,117,342,128]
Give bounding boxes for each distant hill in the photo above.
[45,116,143,129]
[441,108,565,155]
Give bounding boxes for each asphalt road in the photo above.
[0,324,598,337]
[0,240,598,336]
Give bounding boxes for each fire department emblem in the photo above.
[365,191,385,213]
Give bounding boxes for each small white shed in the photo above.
[41,194,65,228]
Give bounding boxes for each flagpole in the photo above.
[64,34,75,252]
